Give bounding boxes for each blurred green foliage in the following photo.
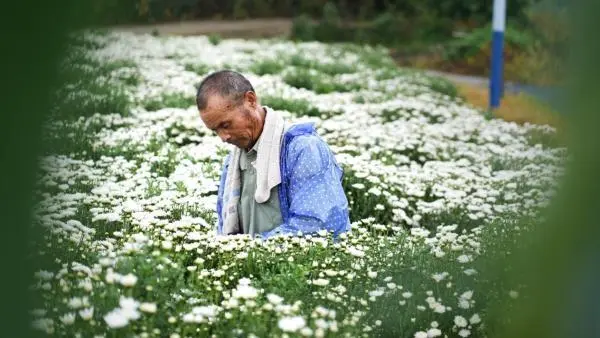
[89,0,536,28]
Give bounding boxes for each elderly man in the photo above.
[196,70,350,239]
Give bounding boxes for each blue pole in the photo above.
[490,0,506,109]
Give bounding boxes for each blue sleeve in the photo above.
[216,155,229,235]
[260,135,351,239]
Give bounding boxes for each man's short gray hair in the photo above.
[196,70,255,110]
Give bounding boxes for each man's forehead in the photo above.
[205,94,236,111]
[200,95,234,127]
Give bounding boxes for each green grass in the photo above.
[526,127,563,149]
[341,167,396,225]
[425,76,460,98]
[185,63,211,76]
[150,147,179,178]
[50,48,140,121]
[283,69,362,94]
[248,59,285,75]
[287,52,357,75]
[260,96,324,117]
[143,92,195,111]
[208,34,222,46]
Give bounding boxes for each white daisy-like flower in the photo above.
[119,273,138,287]
[311,279,330,286]
[457,255,472,263]
[414,331,428,338]
[469,313,481,324]
[140,302,157,313]
[458,329,471,337]
[104,309,129,329]
[59,313,76,325]
[427,328,442,337]
[278,316,306,332]
[233,285,258,299]
[454,315,468,328]
[347,247,365,257]
[267,293,284,305]
[78,307,94,321]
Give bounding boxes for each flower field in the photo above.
[30,31,566,337]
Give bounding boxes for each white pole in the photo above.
[490,0,507,109]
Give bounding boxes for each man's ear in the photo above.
[244,91,257,109]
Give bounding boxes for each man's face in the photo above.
[199,93,259,150]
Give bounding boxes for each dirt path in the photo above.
[110,18,293,38]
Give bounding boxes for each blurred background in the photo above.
[93,0,568,87]
[88,0,569,126]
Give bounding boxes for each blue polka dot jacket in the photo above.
[216,122,351,239]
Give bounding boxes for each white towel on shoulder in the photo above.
[221,106,286,235]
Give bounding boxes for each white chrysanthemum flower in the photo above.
[161,241,173,250]
[233,285,258,299]
[432,272,449,282]
[324,269,338,277]
[68,297,84,309]
[192,305,219,318]
[414,331,428,338]
[278,316,306,332]
[311,279,330,286]
[454,316,468,328]
[267,293,284,305]
[120,297,140,311]
[140,303,157,313]
[104,309,129,329]
[347,247,365,257]
[460,291,473,299]
[427,328,442,337]
[59,313,76,325]
[183,242,200,251]
[469,313,481,324]
[368,289,384,297]
[79,307,94,321]
[238,277,251,285]
[457,255,472,263]
[458,329,471,337]
[432,303,446,313]
[119,273,138,287]
[300,327,313,336]
[464,268,477,276]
